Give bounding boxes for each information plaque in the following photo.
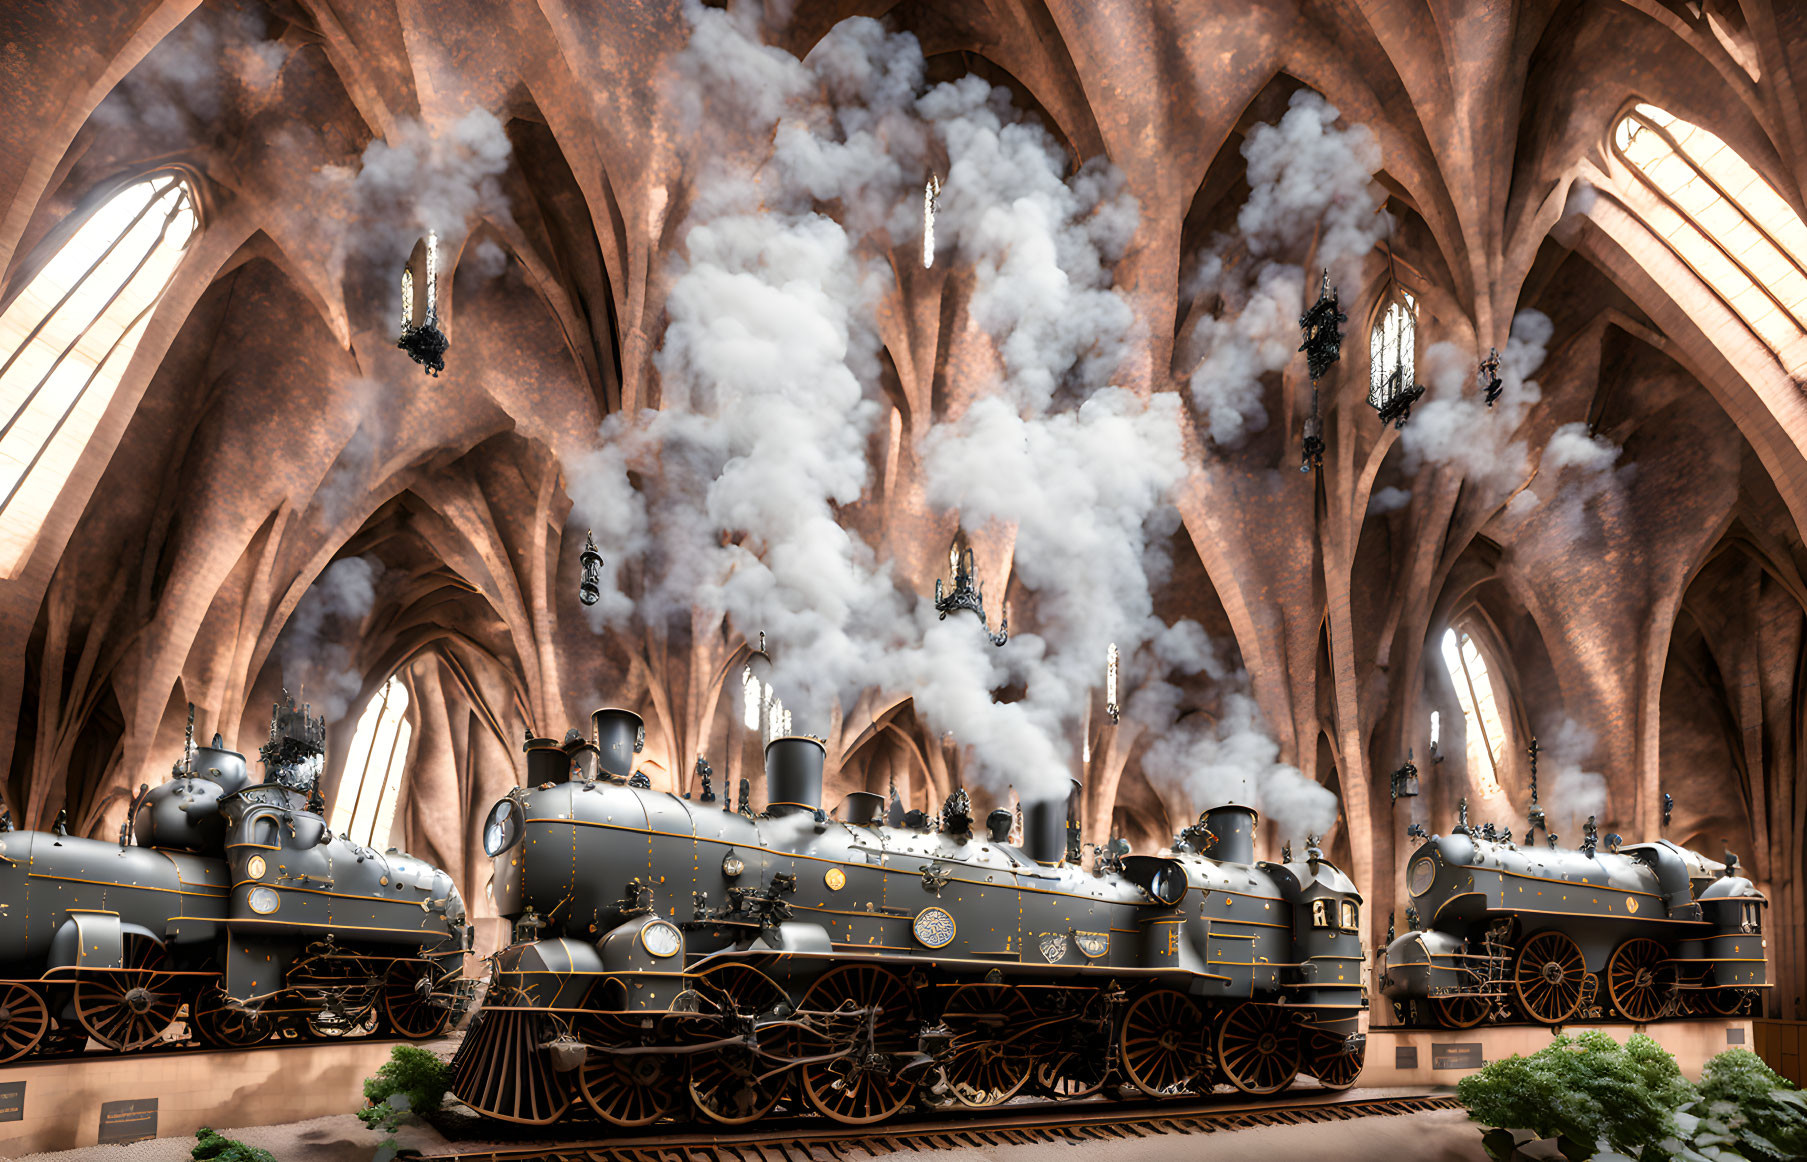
[0,1081,22,1122]
[98,1098,158,1145]
[1431,1042,1485,1070]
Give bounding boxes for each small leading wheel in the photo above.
[1513,931,1589,1025]
[574,1013,681,1127]
[382,961,451,1039]
[941,984,1034,1108]
[190,987,272,1048]
[72,934,183,1051]
[1215,1003,1300,1095]
[1119,989,1209,1097]
[1606,939,1675,1023]
[796,964,915,1125]
[0,983,49,1062]
[1302,1028,1363,1091]
[687,964,794,1126]
[448,1008,571,1125]
[1432,994,1492,1029]
[1703,988,1751,1017]
[294,956,380,1039]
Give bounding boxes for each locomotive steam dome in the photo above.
[591,706,643,779]
[194,733,250,793]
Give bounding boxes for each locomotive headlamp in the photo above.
[484,800,522,857]
[248,886,280,914]
[247,855,267,879]
[640,920,682,959]
[721,850,745,878]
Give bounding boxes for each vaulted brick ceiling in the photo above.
[1,0,1804,1003]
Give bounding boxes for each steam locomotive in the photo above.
[1379,803,1767,1028]
[450,707,1369,1127]
[0,696,470,1063]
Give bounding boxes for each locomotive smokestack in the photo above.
[1198,804,1259,865]
[524,736,571,785]
[591,708,644,781]
[1023,799,1066,864]
[765,736,826,815]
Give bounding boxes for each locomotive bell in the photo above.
[986,809,1013,844]
[591,708,644,781]
[1199,804,1259,865]
[524,737,572,785]
[193,734,250,794]
[765,736,826,815]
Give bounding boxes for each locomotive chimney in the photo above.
[524,736,571,784]
[765,736,826,815]
[1198,804,1259,865]
[591,708,644,781]
[1023,799,1066,864]
[840,790,886,826]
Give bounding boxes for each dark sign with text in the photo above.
[1395,1045,1419,1070]
[1432,1042,1484,1070]
[98,1098,157,1144]
[0,1081,22,1122]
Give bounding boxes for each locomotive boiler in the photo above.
[0,696,470,1062]
[451,707,1369,1127]
[1379,805,1767,1028]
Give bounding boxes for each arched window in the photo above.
[1369,291,1417,418]
[741,665,790,744]
[330,674,413,849]
[1613,103,1807,362]
[1440,628,1507,797]
[0,173,198,577]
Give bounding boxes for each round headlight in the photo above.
[721,851,744,878]
[247,886,280,915]
[247,855,267,880]
[483,800,520,857]
[640,920,682,959]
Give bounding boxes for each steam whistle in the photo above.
[696,756,715,804]
[1454,797,1470,835]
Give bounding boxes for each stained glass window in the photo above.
[0,174,198,576]
[1368,292,1416,411]
[1614,103,1807,362]
[331,674,413,849]
[1441,628,1505,798]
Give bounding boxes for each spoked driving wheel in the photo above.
[73,934,183,1051]
[1119,989,1208,1097]
[941,984,1034,1108]
[574,1012,681,1127]
[1704,988,1752,1016]
[448,1008,571,1125]
[1215,1003,1300,1095]
[1513,931,1589,1025]
[190,986,272,1048]
[1302,1028,1363,1091]
[1606,939,1675,1023]
[687,964,794,1126]
[1432,994,1492,1029]
[0,983,49,1062]
[796,964,915,1125]
[382,960,450,1039]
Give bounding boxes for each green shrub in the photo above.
[358,1044,451,1132]
[192,1127,278,1162]
[1456,1034,1807,1162]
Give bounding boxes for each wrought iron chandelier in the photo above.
[577,530,604,607]
[1295,269,1344,473]
[934,540,1008,646]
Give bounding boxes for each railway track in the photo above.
[420,1089,1464,1162]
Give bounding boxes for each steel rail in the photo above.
[419,1090,1463,1162]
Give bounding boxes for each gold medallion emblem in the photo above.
[825,867,846,891]
[1073,931,1109,959]
[247,855,267,879]
[1039,931,1070,963]
[1626,896,1639,914]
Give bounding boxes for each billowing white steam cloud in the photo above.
[1185,92,1388,448]
[1399,309,1551,493]
[1536,715,1608,839]
[566,5,1349,832]
[279,556,383,722]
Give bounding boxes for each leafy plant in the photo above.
[192,1127,278,1162]
[1456,1033,1806,1162]
[359,1044,452,1132]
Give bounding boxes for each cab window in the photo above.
[1310,899,1331,928]
[1340,900,1360,931]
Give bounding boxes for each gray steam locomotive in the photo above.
[0,696,470,1062]
[450,707,1368,1127]
[1379,800,1767,1028]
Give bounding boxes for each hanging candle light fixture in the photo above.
[934,537,1008,646]
[1479,347,1502,407]
[1105,642,1120,724]
[1295,270,1344,473]
[577,530,604,606]
[397,230,450,376]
